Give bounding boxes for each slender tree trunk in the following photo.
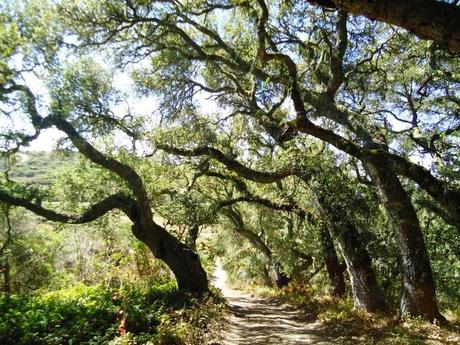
[334,221,388,312]
[4,260,10,295]
[364,160,445,322]
[186,224,199,252]
[235,225,289,288]
[319,226,346,297]
[1,260,11,295]
[234,227,290,288]
[224,207,291,288]
[132,222,208,294]
[318,196,388,312]
[271,260,290,288]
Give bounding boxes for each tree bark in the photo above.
[234,226,290,288]
[53,118,210,294]
[132,221,208,293]
[269,260,290,288]
[0,84,212,295]
[223,207,291,288]
[0,190,210,294]
[306,0,460,54]
[318,196,388,312]
[364,159,445,322]
[319,225,346,297]
[334,222,388,312]
[186,224,199,252]
[1,260,11,295]
[162,142,460,233]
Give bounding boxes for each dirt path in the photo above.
[211,260,337,345]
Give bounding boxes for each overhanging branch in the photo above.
[306,0,460,54]
[2,83,154,228]
[158,144,294,183]
[0,190,136,224]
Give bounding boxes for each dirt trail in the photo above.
[211,260,337,345]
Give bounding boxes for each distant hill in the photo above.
[0,151,77,187]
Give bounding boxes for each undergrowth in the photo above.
[0,282,225,345]
[256,282,460,345]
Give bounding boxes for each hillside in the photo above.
[0,152,76,187]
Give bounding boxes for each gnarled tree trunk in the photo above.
[364,159,445,322]
[234,226,290,288]
[318,196,388,312]
[319,225,346,297]
[334,221,388,312]
[306,0,460,54]
[132,222,208,293]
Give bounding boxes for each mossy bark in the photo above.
[320,226,346,297]
[318,196,388,312]
[365,159,445,322]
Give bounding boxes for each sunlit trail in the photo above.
[211,260,336,345]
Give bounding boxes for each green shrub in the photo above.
[0,281,223,345]
[0,284,117,345]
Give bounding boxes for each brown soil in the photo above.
[210,260,337,345]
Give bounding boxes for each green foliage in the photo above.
[0,203,172,293]
[0,284,117,345]
[0,12,20,84]
[0,282,224,345]
[1,0,59,68]
[418,205,460,307]
[0,0,459,340]
[0,209,61,292]
[49,58,122,132]
[1,152,76,187]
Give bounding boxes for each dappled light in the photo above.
[1,0,459,344]
[212,260,336,344]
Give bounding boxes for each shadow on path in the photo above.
[211,260,337,345]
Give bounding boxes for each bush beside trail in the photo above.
[0,282,224,345]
